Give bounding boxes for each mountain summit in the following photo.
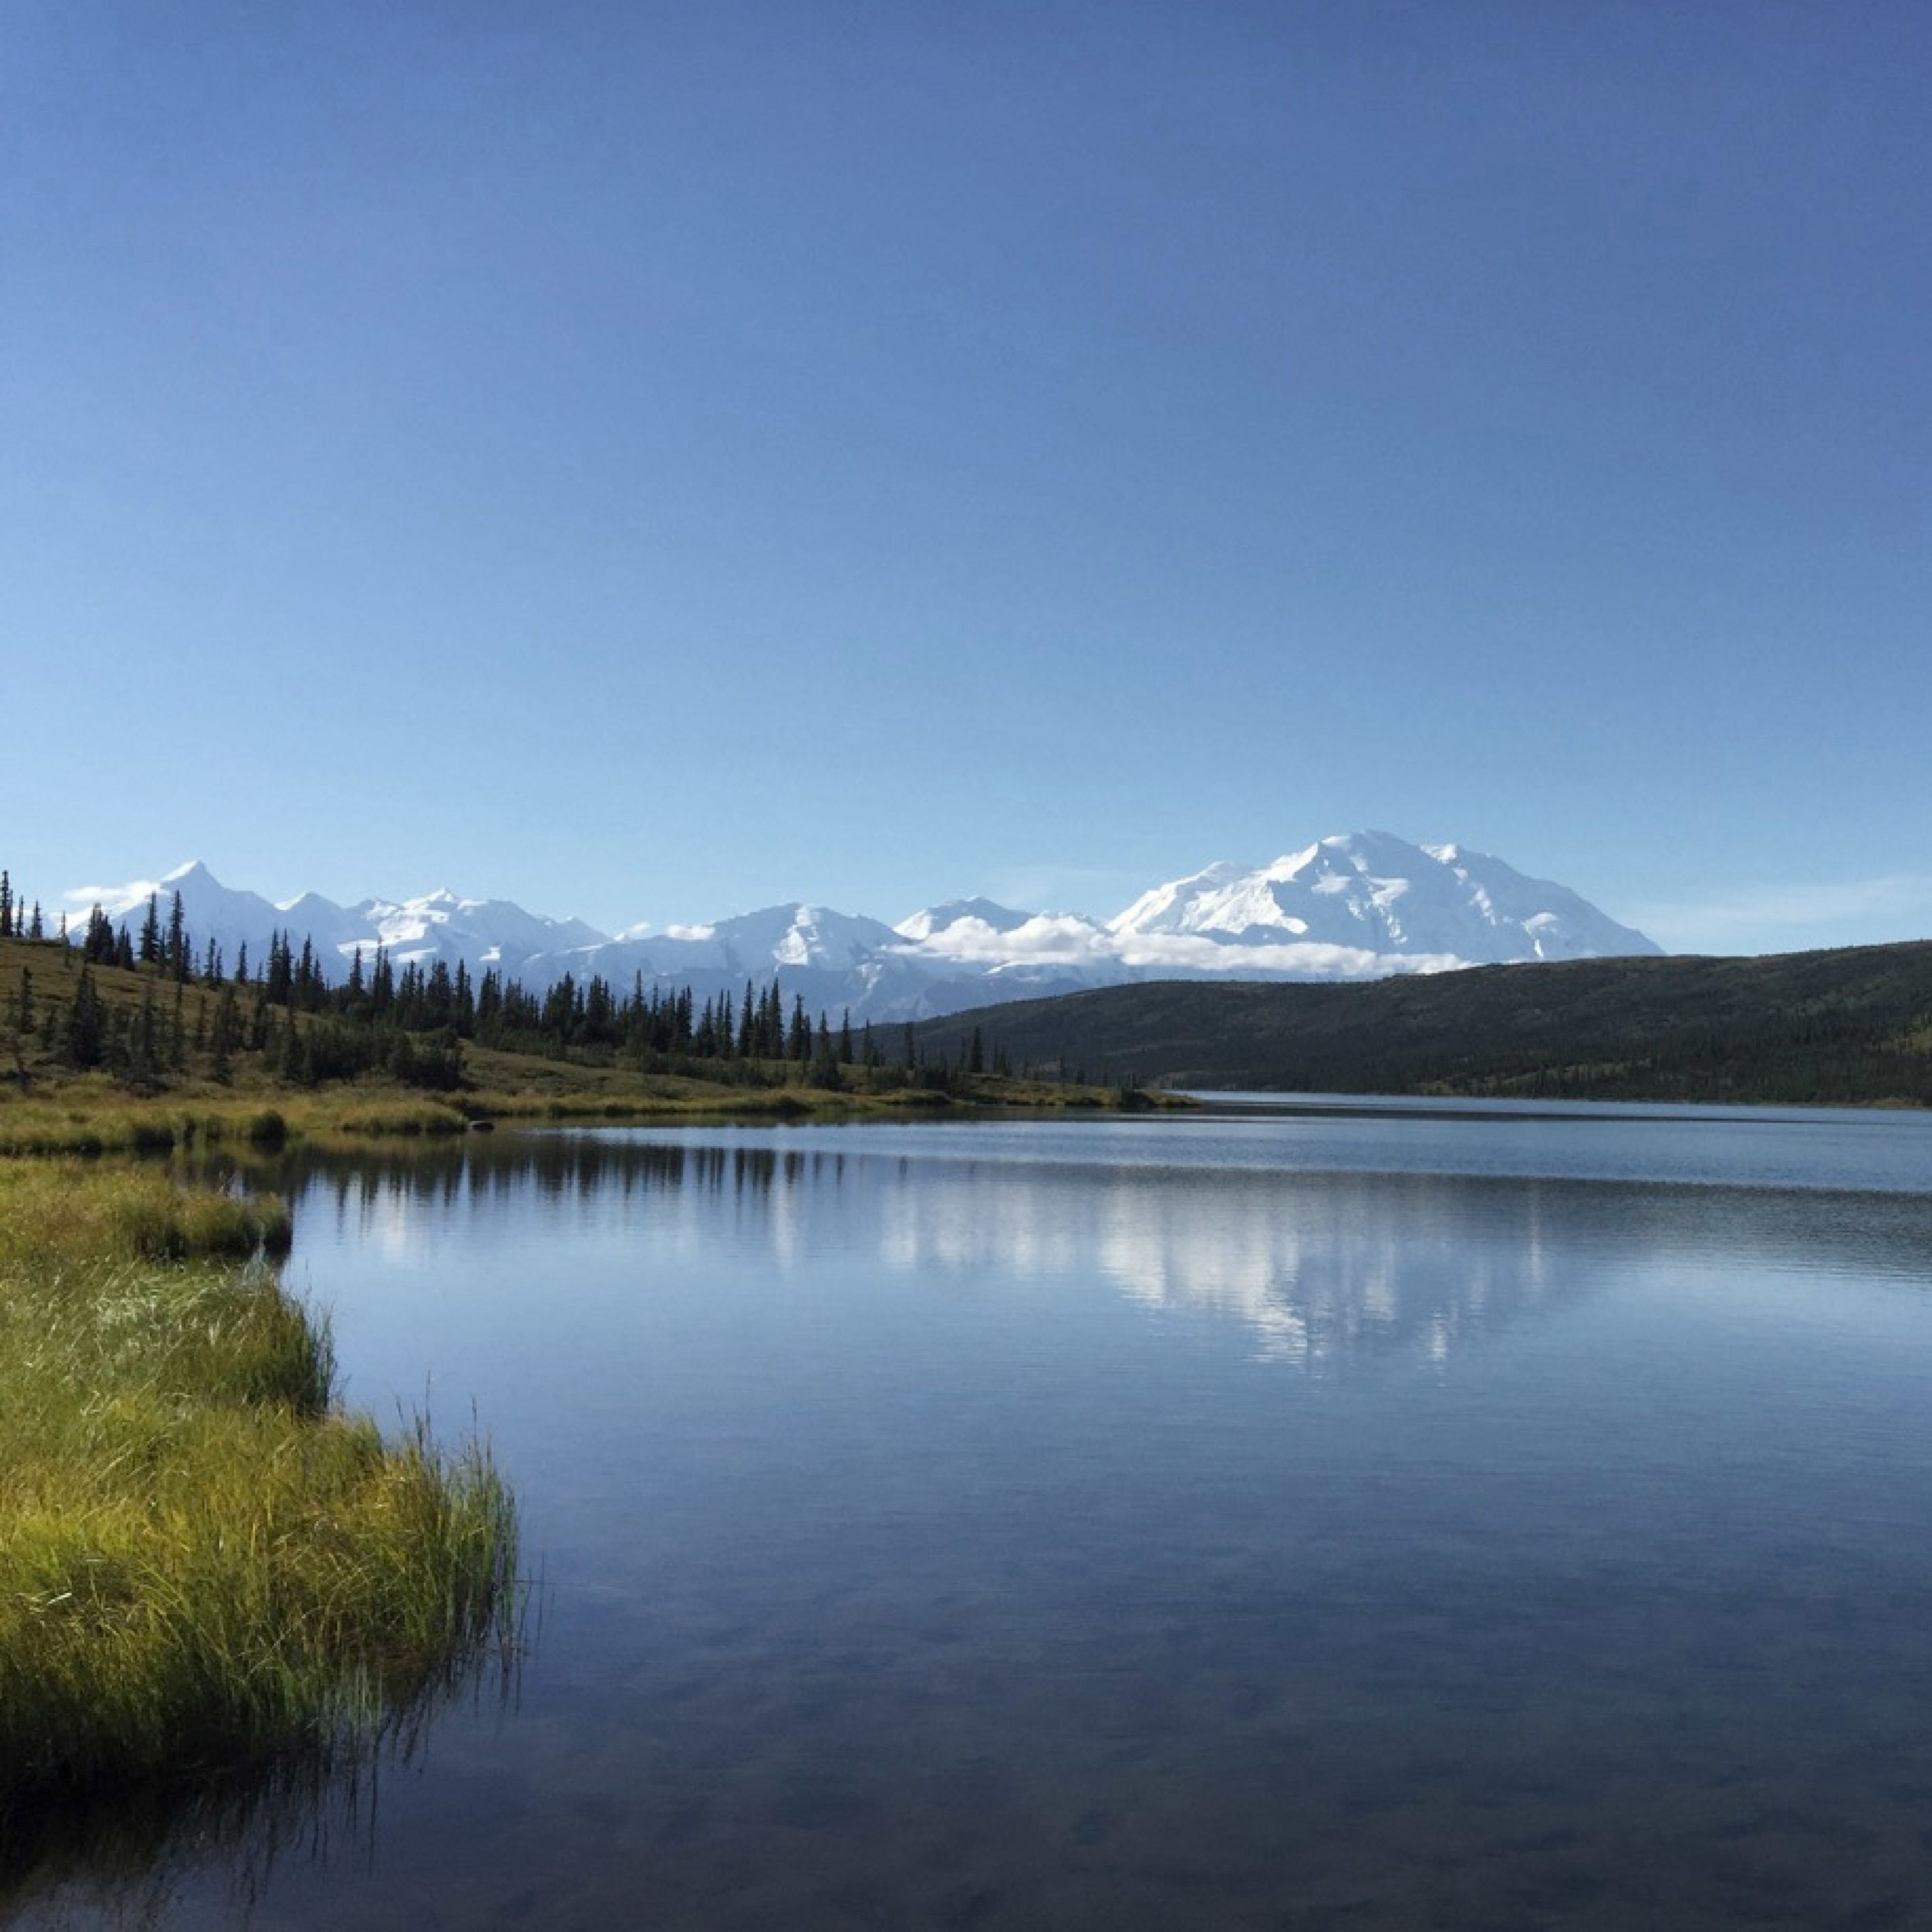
[1106,832,1656,965]
[67,833,1659,1023]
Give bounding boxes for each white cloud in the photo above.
[63,878,161,915]
[897,916,1466,979]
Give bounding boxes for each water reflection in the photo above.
[2,1655,521,1928]
[260,1127,1932,1375]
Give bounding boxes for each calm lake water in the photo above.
[21,1099,1932,1929]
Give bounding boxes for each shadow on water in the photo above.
[1,1620,527,1928]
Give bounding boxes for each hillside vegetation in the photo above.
[0,930,1144,1153]
[904,942,1932,1106]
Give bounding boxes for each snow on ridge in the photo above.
[61,834,1659,1023]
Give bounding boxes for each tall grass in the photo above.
[0,1163,518,1830]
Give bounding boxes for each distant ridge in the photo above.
[900,941,1932,1108]
[64,833,1660,1025]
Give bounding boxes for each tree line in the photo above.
[6,875,1012,1096]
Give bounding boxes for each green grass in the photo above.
[0,1162,519,1832]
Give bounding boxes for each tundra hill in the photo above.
[908,941,1932,1106]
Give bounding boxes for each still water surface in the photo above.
[27,1101,1932,1928]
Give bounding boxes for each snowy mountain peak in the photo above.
[65,835,1659,1026]
[895,897,1039,942]
[1105,860,1246,937]
[1108,831,1660,967]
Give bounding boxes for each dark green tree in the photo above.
[138,894,161,966]
[164,891,188,981]
[61,967,105,1068]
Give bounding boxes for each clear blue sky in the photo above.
[7,2,1927,953]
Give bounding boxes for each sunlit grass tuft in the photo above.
[0,1162,517,1813]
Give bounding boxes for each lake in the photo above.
[19,1099,1932,1929]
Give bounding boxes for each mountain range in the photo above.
[66,832,1661,1024]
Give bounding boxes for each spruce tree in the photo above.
[164,891,187,980]
[209,985,238,1083]
[127,983,161,1087]
[138,893,161,965]
[62,967,105,1068]
[0,870,12,938]
[370,944,394,1017]
[82,906,115,964]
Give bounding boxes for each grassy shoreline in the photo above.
[0,1068,1180,1157]
[0,1160,519,1863]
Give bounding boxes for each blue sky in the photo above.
[6,2,1927,953]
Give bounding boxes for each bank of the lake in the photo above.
[0,931,1176,1159]
[0,1159,518,1881]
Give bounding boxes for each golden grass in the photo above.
[0,1163,517,1810]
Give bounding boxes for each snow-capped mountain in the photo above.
[65,834,1660,1023]
[1107,832,1656,964]
[74,862,604,980]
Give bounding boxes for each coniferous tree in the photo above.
[113,926,135,971]
[810,1014,843,1090]
[209,984,238,1083]
[0,870,12,938]
[164,891,188,981]
[280,1013,305,1083]
[26,902,42,942]
[122,982,162,1087]
[138,894,162,966]
[61,967,105,1068]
